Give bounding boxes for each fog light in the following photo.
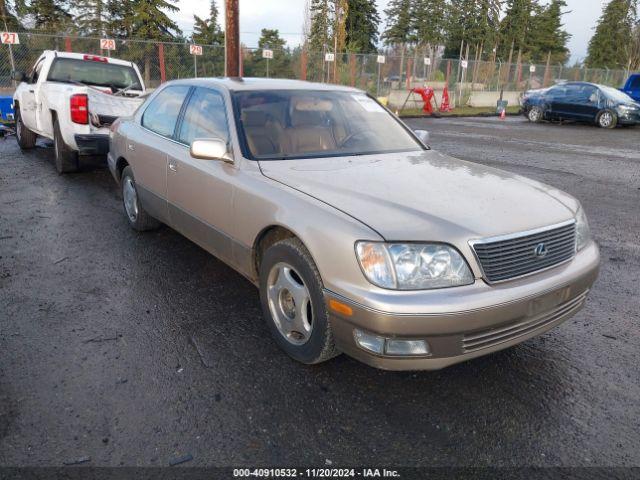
[354,329,431,357]
[385,339,430,356]
[354,329,385,354]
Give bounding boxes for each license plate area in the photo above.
[528,287,571,316]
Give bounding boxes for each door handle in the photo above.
[168,161,177,172]
[127,143,135,151]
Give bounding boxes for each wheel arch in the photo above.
[252,225,310,281]
[115,157,130,182]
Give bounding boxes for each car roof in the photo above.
[557,81,609,89]
[164,77,363,93]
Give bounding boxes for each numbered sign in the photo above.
[100,38,116,50]
[529,65,536,73]
[376,55,385,64]
[1,32,19,45]
[262,49,273,59]
[423,57,431,66]
[190,44,203,56]
[325,53,335,62]
[461,60,468,69]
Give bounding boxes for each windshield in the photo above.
[233,90,423,160]
[600,85,634,103]
[47,58,143,91]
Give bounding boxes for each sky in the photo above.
[175,0,607,64]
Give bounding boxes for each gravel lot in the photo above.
[0,116,638,468]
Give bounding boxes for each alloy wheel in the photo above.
[599,112,613,128]
[529,108,541,122]
[267,262,313,346]
[123,176,139,222]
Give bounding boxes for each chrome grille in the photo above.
[462,290,589,353]
[472,221,576,283]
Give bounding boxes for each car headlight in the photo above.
[575,206,591,251]
[355,242,474,290]
[617,104,636,114]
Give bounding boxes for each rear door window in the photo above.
[177,87,229,145]
[629,76,640,90]
[47,58,143,91]
[141,85,190,138]
[563,85,583,103]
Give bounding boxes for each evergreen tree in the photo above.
[130,0,181,40]
[499,0,536,59]
[130,0,181,85]
[527,0,570,63]
[27,0,71,31]
[382,0,411,46]
[344,0,379,53]
[383,0,411,83]
[193,0,224,45]
[631,23,640,69]
[410,0,446,48]
[445,0,502,57]
[308,0,333,54]
[75,0,106,35]
[0,0,21,30]
[105,0,134,37]
[248,28,292,78]
[586,0,637,68]
[476,0,503,50]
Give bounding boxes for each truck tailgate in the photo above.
[87,89,145,123]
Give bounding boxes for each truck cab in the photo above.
[12,51,146,173]
[621,74,640,102]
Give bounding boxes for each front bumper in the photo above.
[326,242,600,371]
[74,134,109,155]
[617,112,640,125]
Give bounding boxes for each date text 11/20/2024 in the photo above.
[233,468,401,478]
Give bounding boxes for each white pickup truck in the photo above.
[12,51,146,173]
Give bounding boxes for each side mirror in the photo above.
[415,129,430,146]
[11,71,27,82]
[190,138,233,163]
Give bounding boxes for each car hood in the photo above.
[259,150,579,242]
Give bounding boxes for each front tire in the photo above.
[527,106,543,123]
[15,107,37,149]
[259,237,339,365]
[121,166,160,232]
[597,110,617,129]
[53,118,79,174]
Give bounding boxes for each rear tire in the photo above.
[53,118,79,174]
[259,237,340,365]
[15,107,37,149]
[527,106,543,123]
[121,166,161,232]
[597,110,617,129]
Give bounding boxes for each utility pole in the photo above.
[225,0,240,77]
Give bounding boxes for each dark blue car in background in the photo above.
[621,74,640,102]
[521,81,640,129]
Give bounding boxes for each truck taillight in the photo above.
[70,94,89,124]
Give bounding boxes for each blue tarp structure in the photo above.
[0,96,15,122]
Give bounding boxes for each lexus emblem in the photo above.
[534,243,548,258]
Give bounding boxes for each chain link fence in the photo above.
[1,32,634,108]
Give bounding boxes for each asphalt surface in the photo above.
[0,116,639,468]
